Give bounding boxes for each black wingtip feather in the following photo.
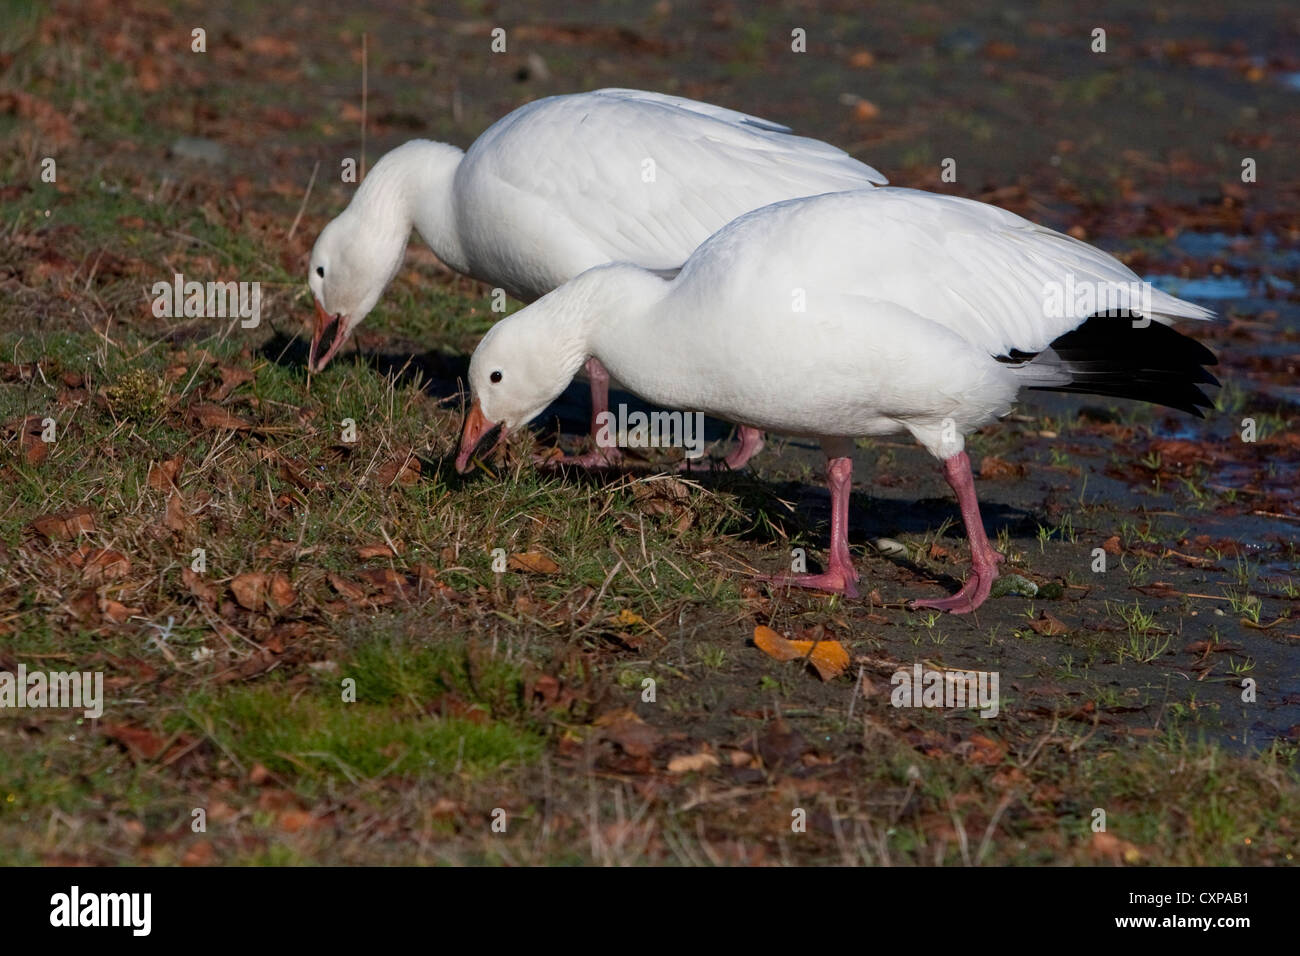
[1023,315,1219,417]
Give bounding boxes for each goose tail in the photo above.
[1003,314,1220,417]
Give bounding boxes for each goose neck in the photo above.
[360,139,468,274]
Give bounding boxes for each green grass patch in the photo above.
[179,686,538,783]
[175,637,542,785]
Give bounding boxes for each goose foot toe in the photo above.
[758,569,860,599]
[910,559,1000,614]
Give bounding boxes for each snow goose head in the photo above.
[306,209,408,372]
[306,140,464,372]
[455,296,589,473]
[454,266,660,472]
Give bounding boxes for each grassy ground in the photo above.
[1,0,1298,865]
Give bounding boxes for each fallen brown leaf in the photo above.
[102,599,141,625]
[164,493,190,534]
[147,455,184,492]
[9,416,48,465]
[210,364,254,402]
[102,723,169,760]
[276,456,323,493]
[596,709,662,758]
[328,573,368,602]
[1089,830,1142,865]
[189,403,251,431]
[508,551,560,574]
[29,507,96,540]
[269,574,297,610]
[752,624,850,680]
[374,454,421,487]
[667,751,719,774]
[1149,438,1219,469]
[79,547,130,582]
[278,809,315,833]
[66,588,99,622]
[430,797,460,819]
[852,99,880,121]
[230,573,267,611]
[427,693,491,724]
[1184,639,1244,655]
[181,841,215,866]
[0,91,76,147]
[356,568,408,593]
[102,722,198,766]
[182,567,219,606]
[1028,611,1069,636]
[630,477,696,533]
[0,360,47,382]
[966,733,1006,765]
[231,572,295,612]
[980,455,1026,479]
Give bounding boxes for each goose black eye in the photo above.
[490,370,503,384]
[316,266,325,278]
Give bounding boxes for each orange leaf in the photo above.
[752,625,850,680]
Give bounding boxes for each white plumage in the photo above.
[592,188,1211,452]
[308,88,885,466]
[456,187,1217,612]
[446,88,887,296]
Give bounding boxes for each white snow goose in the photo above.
[307,87,886,467]
[454,187,1217,613]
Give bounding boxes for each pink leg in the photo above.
[759,456,860,598]
[585,357,613,446]
[911,451,1004,614]
[679,425,766,473]
[723,427,766,471]
[535,357,624,468]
